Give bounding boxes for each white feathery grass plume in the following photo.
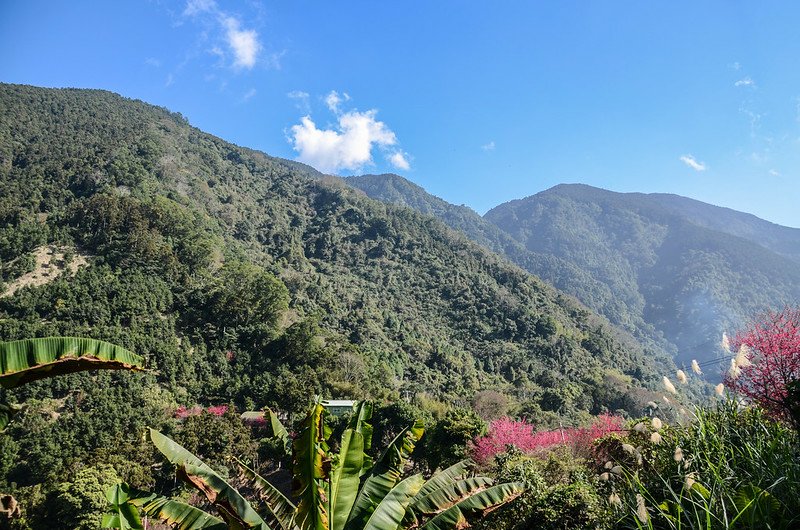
[636,494,649,523]
[622,443,636,455]
[676,369,688,384]
[691,359,702,375]
[650,432,662,444]
[721,333,731,352]
[604,461,614,469]
[715,383,725,396]
[663,395,671,404]
[646,401,658,409]
[673,446,684,462]
[633,422,647,433]
[684,472,697,491]
[611,465,623,475]
[729,358,741,379]
[663,376,678,394]
[651,417,662,430]
[609,492,622,508]
[599,472,610,481]
[735,344,752,368]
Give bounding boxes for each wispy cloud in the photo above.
[389,152,410,170]
[288,93,410,174]
[680,154,707,171]
[769,169,780,176]
[184,0,216,16]
[182,0,263,70]
[325,90,350,113]
[481,141,495,151]
[145,57,162,68]
[734,76,756,88]
[223,16,261,69]
[288,90,310,112]
[242,88,257,101]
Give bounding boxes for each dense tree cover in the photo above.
[346,174,673,365]
[484,184,800,366]
[350,176,800,373]
[0,84,674,526]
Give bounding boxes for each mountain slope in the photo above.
[346,174,676,360]
[0,84,669,425]
[485,184,800,364]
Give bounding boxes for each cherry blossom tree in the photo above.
[724,307,800,425]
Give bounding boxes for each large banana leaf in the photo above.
[237,458,298,530]
[103,482,227,530]
[267,408,292,456]
[134,493,229,530]
[415,460,473,500]
[419,482,525,530]
[102,483,145,530]
[330,401,372,530]
[361,474,425,530]
[292,404,331,530]
[0,337,143,389]
[411,477,495,515]
[345,421,424,530]
[149,429,271,530]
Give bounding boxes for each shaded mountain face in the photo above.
[346,175,677,364]
[0,84,666,423]
[485,184,800,366]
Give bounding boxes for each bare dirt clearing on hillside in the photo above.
[2,245,89,297]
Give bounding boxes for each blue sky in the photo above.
[2,1,800,226]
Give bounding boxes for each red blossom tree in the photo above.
[469,414,623,464]
[724,307,800,425]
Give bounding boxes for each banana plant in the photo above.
[105,400,524,530]
[0,336,144,429]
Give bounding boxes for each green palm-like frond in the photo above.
[237,458,298,530]
[345,420,424,530]
[292,403,332,530]
[419,482,525,530]
[149,429,271,530]
[0,337,143,389]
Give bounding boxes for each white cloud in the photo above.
[184,0,216,16]
[389,152,410,170]
[734,76,756,88]
[242,88,257,101]
[288,90,310,112]
[481,141,495,151]
[223,17,261,69]
[325,90,350,113]
[144,57,161,68]
[769,169,780,176]
[680,154,707,171]
[289,96,409,173]
[729,61,741,71]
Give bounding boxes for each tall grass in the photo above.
[602,400,800,529]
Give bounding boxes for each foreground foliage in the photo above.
[0,336,143,429]
[104,401,524,530]
[724,307,800,427]
[601,401,800,529]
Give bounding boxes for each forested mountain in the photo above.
[0,84,672,511]
[631,191,800,263]
[485,184,800,365]
[347,174,676,363]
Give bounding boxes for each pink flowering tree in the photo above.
[725,307,800,425]
[470,414,623,464]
